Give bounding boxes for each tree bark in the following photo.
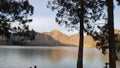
[77,0,84,68]
[107,0,116,68]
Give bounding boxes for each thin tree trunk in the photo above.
[107,0,116,68]
[77,0,84,68]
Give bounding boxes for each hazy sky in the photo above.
[28,0,120,35]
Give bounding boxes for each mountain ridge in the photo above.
[27,30,96,48]
[0,29,120,48]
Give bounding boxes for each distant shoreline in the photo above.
[0,45,96,48]
[0,45,78,47]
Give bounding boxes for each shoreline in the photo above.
[0,45,96,48]
[0,45,79,49]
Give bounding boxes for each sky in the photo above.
[28,0,120,35]
[28,0,79,35]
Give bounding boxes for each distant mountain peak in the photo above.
[51,30,62,33]
[49,30,66,36]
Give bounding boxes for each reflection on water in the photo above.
[0,46,77,68]
[0,46,119,68]
[83,49,109,68]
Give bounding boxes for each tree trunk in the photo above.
[77,0,84,68]
[107,0,116,68]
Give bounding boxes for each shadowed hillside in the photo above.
[0,30,120,48]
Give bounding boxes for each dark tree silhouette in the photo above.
[47,0,120,68]
[47,0,106,68]
[47,0,86,68]
[0,0,35,43]
[92,1,120,68]
[77,0,84,68]
[107,0,116,68]
[87,0,120,68]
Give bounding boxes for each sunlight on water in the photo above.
[0,46,119,68]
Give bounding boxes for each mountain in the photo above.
[44,30,79,46]
[24,30,96,47]
[84,35,96,48]
[25,30,75,46]
[0,29,120,48]
[43,30,70,45]
[24,32,65,46]
[115,29,120,41]
[69,33,79,46]
[24,29,120,47]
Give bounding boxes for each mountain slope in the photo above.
[24,32,66,46]
[28,30,96,47]
[1,29,120,48]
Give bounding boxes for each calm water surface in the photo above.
[0,46,119,68]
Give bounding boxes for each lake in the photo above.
[0,46,119,68]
